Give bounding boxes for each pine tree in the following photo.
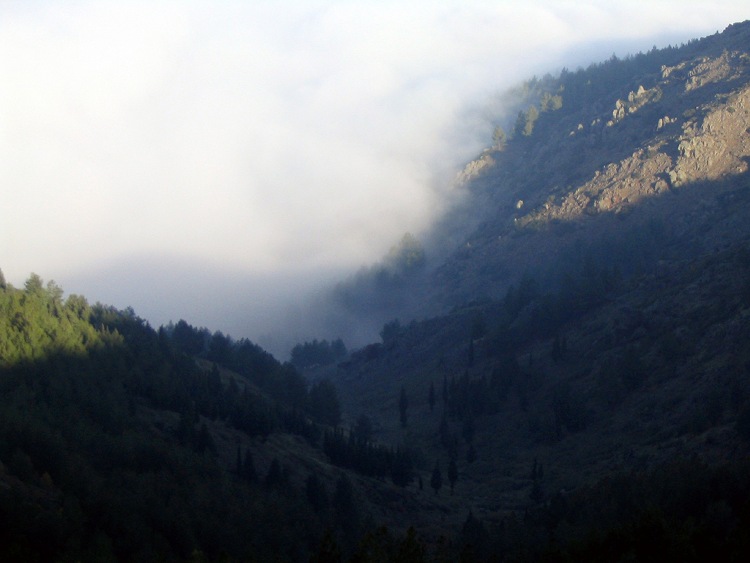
[265,458,284,489]
[196,422,216,454]
[448,458,458,494]
[466,444,477,464]
[430,461,442,495]
[391,447,413,487]
[492,125,507,149]
[439,414,450,448]
[310,529,341,563]
[399,387,408,428]
[334,474,360,541]
[306,473,328,513]
[309,379,342,427]
[242,449,257,483]
[551,334,562,363]
[396,527,426,562]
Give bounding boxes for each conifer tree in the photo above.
[243,449,257,483]
[306,473,328,513]
[492,125,507,149]
[399,387,409,428]
[430,461,442,495]
[334,474,360,542]
[265,458,284,489]
[311,530,341,563]
[439,414,450,448]
[466,444,477,464]
[396,527,426,562]
[448,458,458,494]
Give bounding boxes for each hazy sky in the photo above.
[1,0,747,355]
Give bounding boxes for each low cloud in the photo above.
[1,1,746,357]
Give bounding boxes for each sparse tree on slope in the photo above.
[448,458,458,494]
[431,461,442,495]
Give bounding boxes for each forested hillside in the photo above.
[0,274,438,561]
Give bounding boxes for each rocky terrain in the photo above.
[321,20,750,552]
[429,21,750,308]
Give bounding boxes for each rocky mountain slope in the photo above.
[430,20,750,307]
[320,19,750,557]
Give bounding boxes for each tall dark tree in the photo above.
[460,511,489,561]
[265,458,285,489]
[430,461,442,495]
[331,338,347,359]
[471,314,487,340]
[311,530,341,563]
[448,458,458,494]
[391,447,414,487]
[353,414,373,445]
[439,413,451,449]
[171,319,206,355]
[208,330,232,364]
[242,448,257,483]
[462,415,475,445]
[290,338,347,369]
[380,319,402,345]
[309,379,342,426]
[466,444,477,464]
[196,422,216,454]
[333,474,360,543]
[306,473,329,513]
[399,387,409,428]
[551,334,563,363]
[396,527,427,563]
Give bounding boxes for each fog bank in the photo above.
[1,1,746,359]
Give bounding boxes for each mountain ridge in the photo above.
[424,20,750,310]
[317,18,750,556]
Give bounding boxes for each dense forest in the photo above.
[4,257,750,561]
[0,273,429,561]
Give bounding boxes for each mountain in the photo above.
[5,19,750,562]
[428,20,750,307]
[316,18,750,559]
